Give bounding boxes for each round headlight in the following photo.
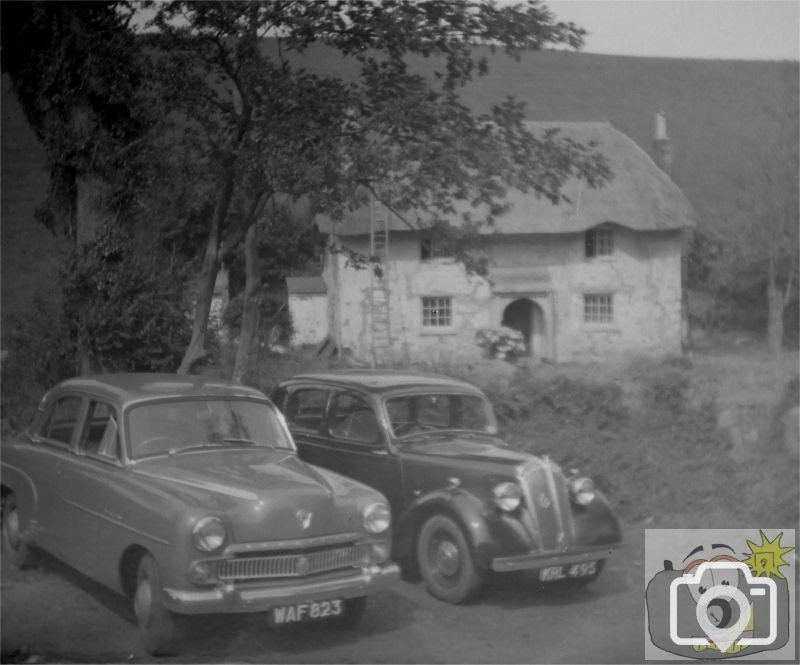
[569,477,596,506]
[493,482,523,512]
[363,502,391,534]
[192,516,227,553]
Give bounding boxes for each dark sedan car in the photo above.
[273,370,622,604]
[1,374,399,654]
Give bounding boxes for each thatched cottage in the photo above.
[288,119,696,365]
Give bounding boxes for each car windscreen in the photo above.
[127,398,295,459]
[385,393,498,438]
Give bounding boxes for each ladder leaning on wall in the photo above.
[369,197,392,367]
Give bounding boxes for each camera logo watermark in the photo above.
[645,529,795,660]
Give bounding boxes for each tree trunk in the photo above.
[767,280,784,355]
[232,223,261,384]
[177,172,235,374]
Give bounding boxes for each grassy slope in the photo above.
[1,49,798,335]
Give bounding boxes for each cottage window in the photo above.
[422,296,452,327]
[585,228,614,258]
[420,229,450,260]
[584,293,614,323]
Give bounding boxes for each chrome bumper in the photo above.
[491,547,615,573]
[163,563,401,614]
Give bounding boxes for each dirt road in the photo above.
[1,524,644,663]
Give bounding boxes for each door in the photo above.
[26,393,86,557]
[56,398,127,584]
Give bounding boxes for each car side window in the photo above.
[329,391,381,445]
[285,388,328,433]
[39,395,83,446]
[79,400,121,460]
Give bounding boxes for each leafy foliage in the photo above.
[1,299,75,432]
[1,1,148,238]
[475,327,526,361]
[61,222,191,372]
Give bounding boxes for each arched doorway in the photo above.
[502,298,546,357]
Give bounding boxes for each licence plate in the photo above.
[271,599,344,625]
[538,560,598,582]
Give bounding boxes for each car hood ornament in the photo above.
[296,509,313,530]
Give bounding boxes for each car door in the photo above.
[25,392,87,557]
[56,398,128,583]
[285,386,405,513]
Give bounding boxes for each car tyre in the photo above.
[1,493,37,568]
[417,514,483,604]
[134,554,180,655]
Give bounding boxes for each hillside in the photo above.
[2,47,798,333]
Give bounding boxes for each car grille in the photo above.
[518,459,574,551]
[217,543,370,581]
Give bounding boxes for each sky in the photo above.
[544,0,800,60]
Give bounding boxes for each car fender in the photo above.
[0,461,39,541]
[396,487,494,566]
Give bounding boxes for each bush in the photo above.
[62,222,191,372]
[488,371,628,429]
[475,327,526,362]
[1,298,75,432]
[636,360,691,412]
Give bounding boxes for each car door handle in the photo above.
[370,449,390,456]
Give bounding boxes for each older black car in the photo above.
[273,370,622,604]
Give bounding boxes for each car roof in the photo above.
[52,373,267,408]
[281,369,484,395]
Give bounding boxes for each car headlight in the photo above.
[569,477,596,506]
[493,481,522,512]
[363,502,391,534]
[192,516,227,553]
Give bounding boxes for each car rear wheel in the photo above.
[134,554,179,655]
[1,493,36,568]
[417,514,483,604]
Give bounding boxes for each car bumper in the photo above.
[162,563,401,614]
[491,546,616,573]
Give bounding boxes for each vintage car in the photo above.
[1,374,400,654]
[273,370,622,604]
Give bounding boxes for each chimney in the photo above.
[652,110,673,175]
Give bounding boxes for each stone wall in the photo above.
[327,226,684,364]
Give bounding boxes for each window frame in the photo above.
[37,394,85,449]
[284,387,331,434]
[585,227,614,259]
[583,293,615,324]
[78,399,122,463]
[421,296,453,328]
[327,389,384,446]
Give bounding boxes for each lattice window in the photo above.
[585,228,614,257]
[422,296,452,327]
[584,294,614,323]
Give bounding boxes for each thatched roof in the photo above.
[316,121,696,236]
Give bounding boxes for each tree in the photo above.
[151,0,610,377]
[1,1,144,241]
[711,63,799,353]
[1,1,195,374]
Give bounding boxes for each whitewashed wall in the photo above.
[324,227,684,364]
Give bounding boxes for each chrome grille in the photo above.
[217,544,369,581]
[519,459,573,551]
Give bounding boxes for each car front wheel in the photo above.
[134,554,179,655]
[417,514,483,604]
[1,493,36,568]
